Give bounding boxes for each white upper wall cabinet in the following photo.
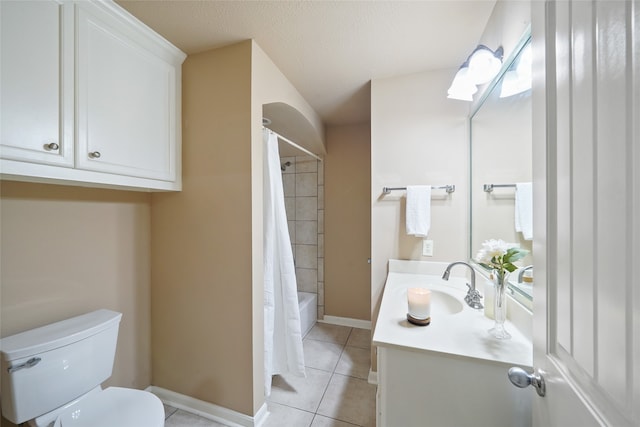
[75,2,177,182]
[0,0,186,191]
[0,0,74,167]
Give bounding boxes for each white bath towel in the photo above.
[406,185,431,237]
[515,182,533,240]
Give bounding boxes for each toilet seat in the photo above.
[55,387,164,427]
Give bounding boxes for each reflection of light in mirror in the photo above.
[500,43,532,98]
[469,34,533,308]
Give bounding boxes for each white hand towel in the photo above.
[515,182,533,240]
[406,185,431,237]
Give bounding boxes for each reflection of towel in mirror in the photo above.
[515,182,533,240]
[406,185,431,237]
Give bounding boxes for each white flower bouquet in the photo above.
[475,239,528,281]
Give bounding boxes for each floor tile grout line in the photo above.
[313,412,363,427]
[312,328,370,425]
[267,400,316,416]
[310,412,363,427]
[312,337,347,415]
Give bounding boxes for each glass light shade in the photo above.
[447,67,477,101]
[467,47,502,85]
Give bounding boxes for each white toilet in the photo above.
[0,309,164,427]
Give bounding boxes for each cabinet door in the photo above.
[0,0,73,166]
[75,3,177,182]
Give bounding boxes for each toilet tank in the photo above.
[0,309,122,425]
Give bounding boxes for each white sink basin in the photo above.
[430,290,464,315]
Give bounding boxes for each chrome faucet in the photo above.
[517,265,534,283]
[442,262,483,309]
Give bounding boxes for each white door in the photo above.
[528,1,639,426]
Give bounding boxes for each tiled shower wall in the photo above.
[282,155,324,319]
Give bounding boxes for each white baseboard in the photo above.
[368,369,378,385]
[319,315,371,330]
[146,386,269,427]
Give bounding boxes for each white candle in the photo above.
[407,288,431,319]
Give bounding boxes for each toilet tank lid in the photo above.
[0,309,122,362]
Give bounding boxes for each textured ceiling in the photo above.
[116,0,497,125]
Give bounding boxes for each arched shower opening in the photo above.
[262,102,325,332]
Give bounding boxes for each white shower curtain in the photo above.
[263,128,305,396]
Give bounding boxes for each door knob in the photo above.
[508,367,546,397]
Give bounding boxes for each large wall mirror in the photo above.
[470,33,533,305]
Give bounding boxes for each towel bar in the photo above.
[483,183,517,193]
[382,185,455,194]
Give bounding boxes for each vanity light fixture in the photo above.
[447,45,504,101]
[467,45,504,84]
[447,65,477,101]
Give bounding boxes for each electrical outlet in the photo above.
[422,239,434,257]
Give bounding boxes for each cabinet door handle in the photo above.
[88,151,101,159]
[44,142,59,151]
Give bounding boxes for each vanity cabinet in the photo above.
[373,260,533,427]
[377,347,532,427]
[0,0,186,191]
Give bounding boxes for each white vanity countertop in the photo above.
[373,260,533,367]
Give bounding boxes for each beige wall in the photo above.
[252,42,325,157]
[0,181,152,427]
[150,41,255,415]
[150,39,324,418]
[324,124,371,321]
[371,68,470,315]
[475,0,531,86]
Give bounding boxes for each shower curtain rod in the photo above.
[263,127,323,162]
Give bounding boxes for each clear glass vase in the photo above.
[488,270,511,339]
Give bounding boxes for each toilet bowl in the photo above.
[0,310,164,426]
[28,386,164,427]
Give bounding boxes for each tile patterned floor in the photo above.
[163,324,376,427]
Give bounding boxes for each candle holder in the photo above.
[407,288,432,327]
[407,313,431,326]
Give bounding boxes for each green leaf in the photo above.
[504,247,528,263]
[504,263,518,273]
